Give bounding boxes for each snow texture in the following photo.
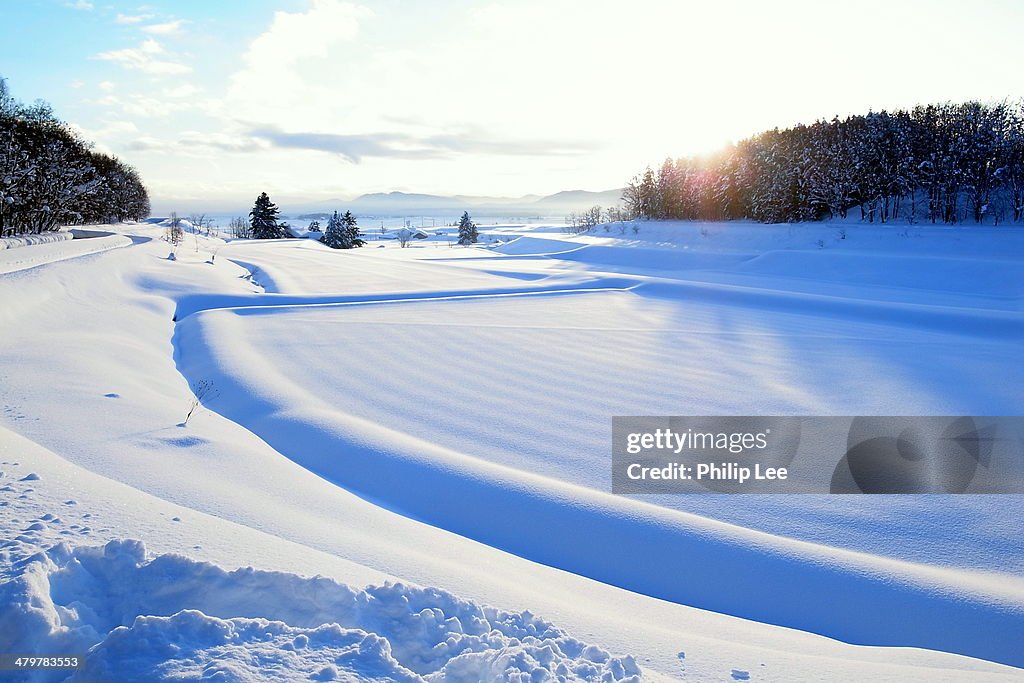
[1,539,640,683]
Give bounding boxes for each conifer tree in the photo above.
[341,210,365,248]
[457,211,478,244]
[249,192,282,239]
[321,211,345,248]
[321,210,365,249]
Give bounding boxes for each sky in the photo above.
[2,0,1024,212]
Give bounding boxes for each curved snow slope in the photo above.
[732,250,1024,300]
[175,296,1024,667]
[0,231,73,250]
[221,239,533,296]
[0,232,132,274]
[634,279,1023,338]
[174,278,639,321]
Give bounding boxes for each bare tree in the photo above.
[188,212,209,235]
[229,216,252,239]
[166,211,183,249]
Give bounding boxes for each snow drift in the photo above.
[0,539,641,682]
[0,232,73,251]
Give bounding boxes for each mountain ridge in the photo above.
[309,188,624,214]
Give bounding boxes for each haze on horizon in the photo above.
[2,0,1023,213]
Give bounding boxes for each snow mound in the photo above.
[77,612,422,683]
[0,232,73,250]
[0,539,641,682]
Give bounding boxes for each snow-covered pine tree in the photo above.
[341,210,365,248]
[321,211,345,248]
[457,211,478,244]
[249,192,282,239]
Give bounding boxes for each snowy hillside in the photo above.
[1,219,1023,682]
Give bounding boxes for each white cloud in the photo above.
[142,20,186,36]
[116,13,154,24]
[240,0,370,73]
[98,80,115,92]
[95,39,191,76]
[163,83,202,99]
[225,1,373,133]
[70,80,84,89]
[68,119,140,156]
[65,0,93,10]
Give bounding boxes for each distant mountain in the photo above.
[350,192,458,209]
[532,189,624,208]
[328,188,624,215]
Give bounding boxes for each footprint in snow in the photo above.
[20,473,40,481]
[103,393,120,399]
[171,516,181,522]
[731,670,750,681]
[64,500,77,506]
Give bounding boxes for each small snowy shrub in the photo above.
[183,380,218,426]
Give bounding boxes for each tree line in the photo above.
[235,192,481,248]
[239,191,369,249]
[623,100,1024,225]
[0,78,150,237]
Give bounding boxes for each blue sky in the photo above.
[2,0,1024,212]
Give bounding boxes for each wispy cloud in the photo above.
[115,13,153,24]
[142,20,186,36]
[248,126,597,163]
[95,39,191,76]
[65,0,93,10]
[248,128,441,163]
[125,132,265,154]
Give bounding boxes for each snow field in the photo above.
[1,219,1023,680]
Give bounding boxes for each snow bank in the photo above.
[0,233,133,275]
[0,539,641,682]
[0,231,73,250]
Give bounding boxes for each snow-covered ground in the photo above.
[1,220,1022,681]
